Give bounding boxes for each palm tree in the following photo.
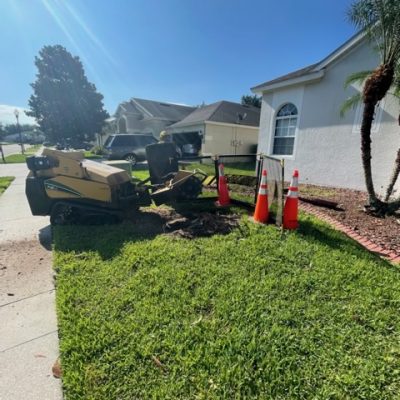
[347,0,400,213]
[341,66,400,204]
[382,65,400,201]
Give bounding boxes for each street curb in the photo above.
[299,202,400,265]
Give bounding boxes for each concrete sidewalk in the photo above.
[0,163,62,399]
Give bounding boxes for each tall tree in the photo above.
[346,0,400,214]
[241,94,261,108]
[27,45,109,143]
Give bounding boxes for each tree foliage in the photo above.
[345,0,400,214]
[27,45,109,143]
[2,123,37,135]
[241,94,261,108]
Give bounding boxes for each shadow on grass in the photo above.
[297,216,389,264]
[53,199,242,260]
[54,201,383,265]
[171,198,220,214]
[53,211,163,260]
[131,163,150,171]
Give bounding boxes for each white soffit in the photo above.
[253,70,324,94]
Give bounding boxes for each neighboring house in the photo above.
[252,32,399,193]
[114,98,195,138]
[167,101,260,156]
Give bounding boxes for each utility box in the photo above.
[102,160,132,175]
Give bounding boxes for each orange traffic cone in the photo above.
[216,163,230,206]
[253,169,269,223]
[283,170,299,230]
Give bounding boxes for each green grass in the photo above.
[131,164,150,181]
[183,161,256,177]
[0,154,28,163]
[299,184,337,198]
[0,144,41,164]
[0,148,102,163]
[130,161,256,185]
[84,151,103,160]
[0,176,14,195]
[54,212,400,399]
[26,144,42,152]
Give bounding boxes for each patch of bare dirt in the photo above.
[0,240,53,305]
[300,184,400,254]
[130,207,240,239]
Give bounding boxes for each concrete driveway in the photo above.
[0,163,62,400]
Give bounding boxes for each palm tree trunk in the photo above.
[360,101,379,205]
[384,148,400,202]
[360,64,394,208]
[387,196,400,214]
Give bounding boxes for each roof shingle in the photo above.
[169,101,260,128]
[251,63,318,91]
[132,98,195,121]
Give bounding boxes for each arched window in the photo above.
[118,117,127,133]
[272,103,298,155]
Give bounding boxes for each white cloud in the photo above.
[0,105,37,126]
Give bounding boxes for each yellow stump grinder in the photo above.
[25,143,203,225]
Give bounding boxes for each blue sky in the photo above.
[0,0,356,123]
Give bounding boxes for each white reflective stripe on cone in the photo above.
[291,177,298,187]
[288,190,298,198]
[259,183,268,194]
[219,165,224,176]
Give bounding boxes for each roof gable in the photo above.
[115,101,139,115]
[169,101,260,128]
[131,98,195,121]
[114,98,195,121]
[252,31,366,93]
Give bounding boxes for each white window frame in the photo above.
[118,116,128,133]
[271,103,298,156]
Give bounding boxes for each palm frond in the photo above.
[340,93,363,117]
[348,0,400,65]
[393,85,400,99]
[347,0,377,30]
[344,70,372,88]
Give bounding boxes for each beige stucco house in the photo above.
[114,98,195,138]
[167,101,260,157]
[252,32,399,194]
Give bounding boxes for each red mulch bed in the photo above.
[300,184,400,254]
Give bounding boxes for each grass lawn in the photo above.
[54,211,400,399]
[84,151,103,160]
[0,144,41,164]
[1,147,102,163]
[0,176,14,195]
[131,164,150,181]
[130,161,256,184]
[183,161,256,177]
